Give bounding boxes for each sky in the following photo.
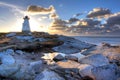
[0,0,120,35]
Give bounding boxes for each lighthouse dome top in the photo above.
[23,16,30,20]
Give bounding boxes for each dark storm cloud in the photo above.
[27,5,55,14]
[106,13,120,26]
[87,8,111,18]
[69,18,79,23]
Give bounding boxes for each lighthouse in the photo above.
[22,16,31,32]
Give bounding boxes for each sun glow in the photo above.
[11,16,49,32]
[29,17,49,32]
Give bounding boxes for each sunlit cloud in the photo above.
[41,16,48,19]
[87,8,112,18]
[37,16,49,21]
[49,19,68,34]
[27,5,55,15]
[49,13,59,19]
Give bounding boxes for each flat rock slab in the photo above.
[56,60,80,68]
[53,36,95,54]
[79,54,109,67]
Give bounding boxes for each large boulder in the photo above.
[28,60,43,74]
[11,68,34,80]
[79,54,109,67]
[0,52,15,65]
[53,54,65,61]
[53,36,95,54]
[107,52,120,66]
[78,64,94,79]
[51,61,93,80]
[0,64,21,77]
[92,64,119,80]
[35,69,65,80]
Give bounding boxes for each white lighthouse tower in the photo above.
[22,16,31,32]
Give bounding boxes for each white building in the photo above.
[22,16,31,32]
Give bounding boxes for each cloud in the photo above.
[73,12,85,17]
[49,13,59,19]
[49,19,68,34]
[69,18,79,23]
[106,12,120,26]
[38,16,48,21]
[27,5,55,14]
[66,19,105,35]
[87,8,111,18]
[49,18,103,35]
[41,16,48,19]
[76,19,100,27]
[48,10,120,35]
[50,19,68,27]
[68,18,120,35]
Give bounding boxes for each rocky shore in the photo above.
[0,32,120,80]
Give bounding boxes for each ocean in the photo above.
[73,36,120,45]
